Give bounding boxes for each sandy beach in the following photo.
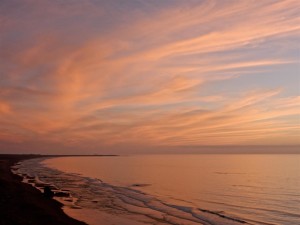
[0,154,87,225]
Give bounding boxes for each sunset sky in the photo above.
[0,0,299,154]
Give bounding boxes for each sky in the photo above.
[0,0,299,154]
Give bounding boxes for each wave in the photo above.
[11,158,298,225]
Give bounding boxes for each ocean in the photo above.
[13,154,300,225]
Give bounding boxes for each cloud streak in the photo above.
[0,0,299,153]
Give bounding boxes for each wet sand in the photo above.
[0,154,87,225]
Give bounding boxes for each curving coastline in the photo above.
[0,154,87,225]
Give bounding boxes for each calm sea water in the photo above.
[14,155,300,225]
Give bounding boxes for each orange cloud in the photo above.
[0,101,11,114]
[0,0,299,152]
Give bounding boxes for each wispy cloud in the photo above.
[0,0,299,153]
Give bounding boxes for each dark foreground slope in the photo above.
[0,154,87,225]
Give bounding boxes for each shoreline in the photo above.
[0,154,88,225]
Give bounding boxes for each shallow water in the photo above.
[14,154,300,225]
